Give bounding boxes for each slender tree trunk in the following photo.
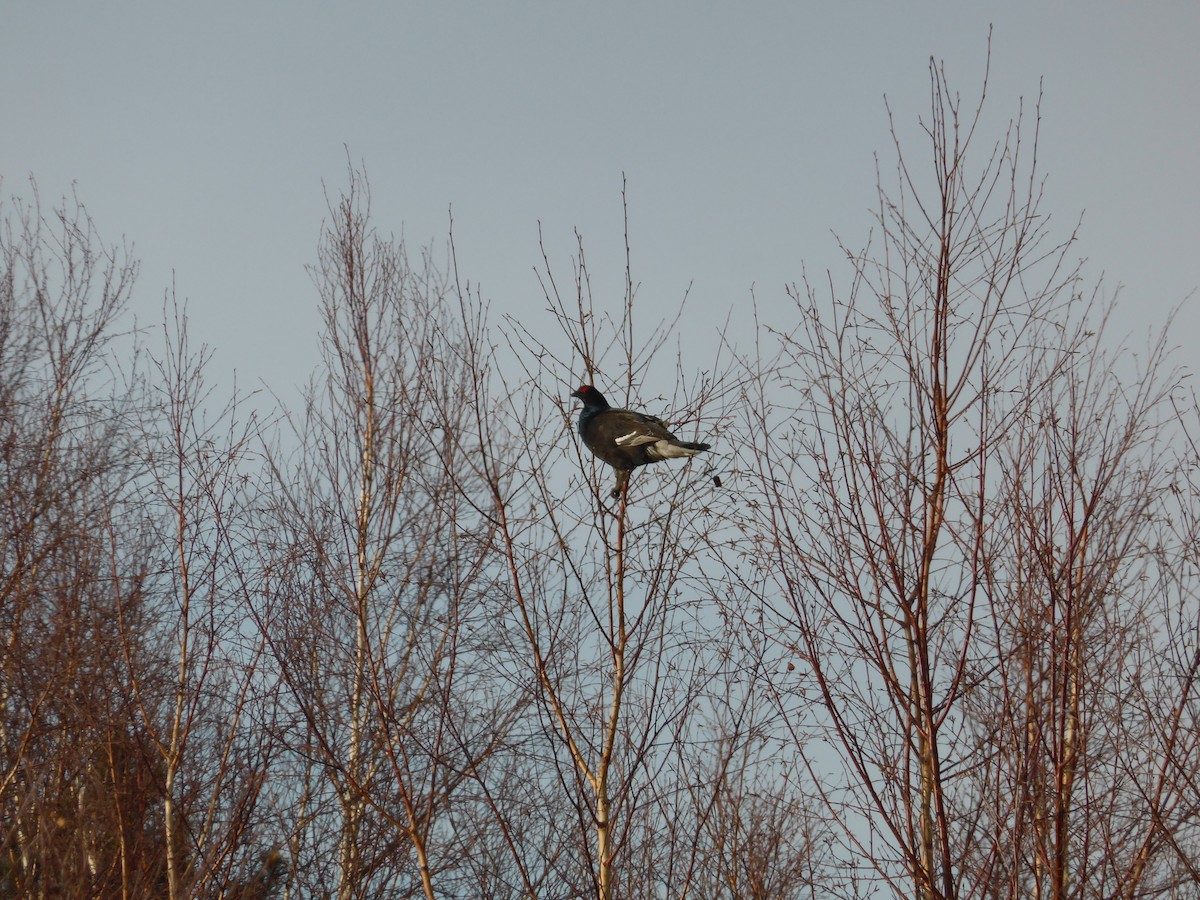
[165,486,192,900]
[595,491,629,900]
[339,363,376,900]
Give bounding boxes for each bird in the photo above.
[570,384,711,498]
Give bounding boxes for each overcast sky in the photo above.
[4,2,1198,401]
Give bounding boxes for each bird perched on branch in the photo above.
[571,384,711,499]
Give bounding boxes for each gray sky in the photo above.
[4,2,1198,397]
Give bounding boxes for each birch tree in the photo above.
[258,167,520,899]
[736,53,1200,898]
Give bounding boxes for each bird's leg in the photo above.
[610,469,630,500]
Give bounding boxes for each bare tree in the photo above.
[442,192,829,899]
[121,297,280,899]
[0,184,148,895]
[735,51,1200,899]
[953,311,1200,898]
[0,184,283,898]
[256,166,522,899]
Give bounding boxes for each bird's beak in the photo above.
[570,389,583,400]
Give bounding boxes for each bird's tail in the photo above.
[649,438,710,460]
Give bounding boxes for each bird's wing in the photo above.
[610,411,676,446]
[614,430,662,447]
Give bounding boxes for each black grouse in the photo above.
[571,385,711,498]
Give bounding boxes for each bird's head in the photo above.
[571,384,610,408]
